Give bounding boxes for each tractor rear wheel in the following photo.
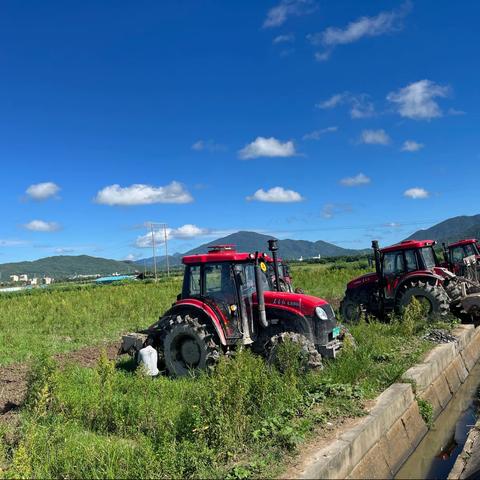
[162,314,220,377]
[396,282,450,318]
[267,332,322,371]
[340,296,362,323]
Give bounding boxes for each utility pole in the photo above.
[150,223,158,282]
[163,223,170,276]
[148,222,169,278]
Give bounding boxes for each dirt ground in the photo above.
[0,342,119,424]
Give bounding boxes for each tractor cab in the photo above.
[121,240,342,376]
[442,239,480,277]
[340,239,455,322]
[377,240,450,298]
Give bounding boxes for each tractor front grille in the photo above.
[313,303,337,346]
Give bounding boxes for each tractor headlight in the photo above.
[315,306,329,320]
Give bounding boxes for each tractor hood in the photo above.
[263,291,329,317]
[347,272,378,289]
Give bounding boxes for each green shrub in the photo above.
[417,398,434,427]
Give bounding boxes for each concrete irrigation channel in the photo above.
[288,325,480,480]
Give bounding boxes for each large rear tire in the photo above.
[396,281,450,318]
[162,314,220,377]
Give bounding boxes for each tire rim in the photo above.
[170,333,202,369]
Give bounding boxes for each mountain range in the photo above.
[135,231,366,267]
[0,255,137,280]
[405,214,480,245]
[3,214,480,279]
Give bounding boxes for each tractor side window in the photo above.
[383,252,405,275]
[421,247,437,268]
[205,263,236,303]
[452,246,465,263]
[187,266,201,296]
[464,244,476,257]
[404,250,418,272]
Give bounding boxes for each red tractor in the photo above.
[441,238,480,279]
[121,240,342,376]
[340,239,463,322]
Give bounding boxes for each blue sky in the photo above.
[1,0,479,262]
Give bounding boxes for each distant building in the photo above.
[9,275,19,282]
[19,274,28,282]
[42,277,53,285]
[30,278,39,286]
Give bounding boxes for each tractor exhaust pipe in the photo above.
[268,239,281,292]
[372,240,385,312]
[372,240,382,280]
[254,252,268,328]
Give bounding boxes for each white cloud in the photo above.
[23,220,61,232]
[321,203,352,219]
[0,239,28,247]
[263,0,316,28]
[404,187,429,199]
[273,33,295,44]
[124,253,140,261]
[191,139,226,152]
[387,79,449,120]
[309,2,411,59]
[316,92,375,119]
[360,129,390,145]
[401,140,424,152]
[95,181,193,206]
[314,50,331,62]
[448,108,466,116]
[340,173,371,187]
[136,224,210,248]
[25,182,60,200]
[350,95,375,119]
[317,93,347,109]
[385,222,401,228]
[246,186,304,203]
[238,137,296,159]
[302,126,338,140]
[55,247,75,254]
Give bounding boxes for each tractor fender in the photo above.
[161,301,227,346]
[394,273,444,300]
[266,307,315,343]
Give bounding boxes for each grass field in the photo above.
[0,262,452,478]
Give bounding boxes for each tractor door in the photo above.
[237,264,257,335]
[204,263,242,339]
[382,251,406,300]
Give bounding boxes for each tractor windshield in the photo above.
[420,247,437,269]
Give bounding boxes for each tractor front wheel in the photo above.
[396,282,450,318]
[267,332,322,371]
[162,314,220,377]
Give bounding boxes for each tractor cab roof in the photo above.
[182,245,273,265]
[448,238,478,248]
[380,239,436,254]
